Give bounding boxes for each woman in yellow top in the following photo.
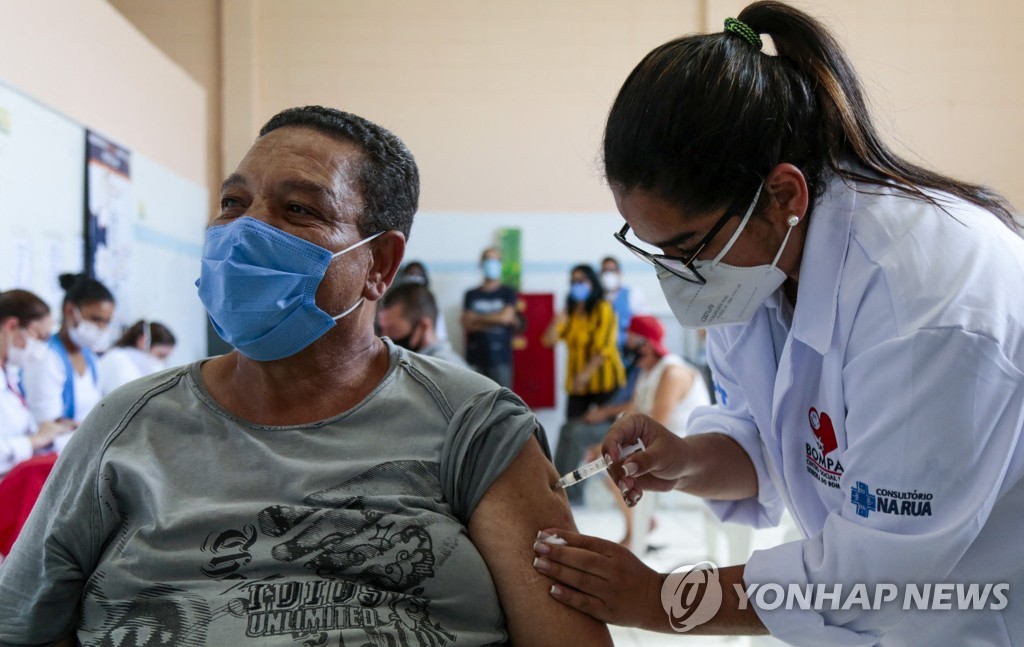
[544,264,626,420]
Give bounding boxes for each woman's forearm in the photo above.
[676,433,759,500]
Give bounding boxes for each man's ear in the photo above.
[364,230,406,302]
[765,163,809,225]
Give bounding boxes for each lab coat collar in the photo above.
[791,173,857,355]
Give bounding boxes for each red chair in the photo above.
[0,453,58,556]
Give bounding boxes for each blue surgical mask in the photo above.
[482,258,502,281]
[570,281,591,302]
[196,216,382,361]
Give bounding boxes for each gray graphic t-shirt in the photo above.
[0,342,546,646]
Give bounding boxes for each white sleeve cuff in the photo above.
[744,540,882,647]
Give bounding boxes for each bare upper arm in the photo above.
[468,436,612,646]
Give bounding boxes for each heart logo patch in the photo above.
[809,407,838,456]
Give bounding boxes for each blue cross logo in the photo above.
[713,380,729,406]
[851,481,876,518]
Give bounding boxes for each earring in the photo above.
[786,215,800,227]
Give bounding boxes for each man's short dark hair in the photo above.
[380,282,438,326]
[259,106,420,240]
[601,256,620,271]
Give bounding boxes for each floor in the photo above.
[570,476,792,647]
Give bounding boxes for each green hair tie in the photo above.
[724,17,763,50]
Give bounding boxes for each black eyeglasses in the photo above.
[614,209,739,285]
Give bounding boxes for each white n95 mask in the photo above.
[69,311,114,353]
[8,334,49,367]
[659,191,800,328]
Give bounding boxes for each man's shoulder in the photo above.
[92,363,192,416]
[398,348,501,412]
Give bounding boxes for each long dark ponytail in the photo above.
[604,1,1016,228]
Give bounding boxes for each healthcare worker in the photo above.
[98,320,176,395]
[531,2,1024,645]
[22,273,114,426]
[0,290,75,476]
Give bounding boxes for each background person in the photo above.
[543,264,625,422]
[583,315,710,550]
[544,263,625,506]
[532,3,1024,644]
[22,273,114,426]
[396,259,450,342]
[0,290,75,476]
[0,105,611,646]
[462,246,518,388]
[599,255,646,352]
[378,282,467,366]
[98,320,176,395]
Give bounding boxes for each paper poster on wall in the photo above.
[0,79,86,312]
[85,130,135,311]
[9,237,31,288]
[44,238,67,309]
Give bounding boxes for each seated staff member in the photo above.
[98,320,176,395]
[22,274,114,425]
[533,3,1024,644]
[377,282,468,367]
[0,290,75,476]
[0,106,611,647]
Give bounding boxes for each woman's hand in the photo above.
[31,419,77,450]
[532,528,666,630]
[603,413,689,506]
[572,373,590,393]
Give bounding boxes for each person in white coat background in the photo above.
[98,320,176,395]
[0,290,75,476]
[531,2,1024,645]
[22,274,115,427]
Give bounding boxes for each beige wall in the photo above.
[0,0,206,186]
[104,0,1024,213]
[707,0,1024,213]
[221,0,704,213]
[107,0,220,217]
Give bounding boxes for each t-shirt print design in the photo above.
[82,461,460,647]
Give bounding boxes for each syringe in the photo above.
[555,439,646,489]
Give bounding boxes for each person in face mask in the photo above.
[543,264,626,422]
[21,273,114,427]
[377,282,467,367]
[533,4,1024,644]
[0,290,76,477]
[98,320,176,395]
[599,256,647,354]
[0,106,611,647]
[461,247,518,388]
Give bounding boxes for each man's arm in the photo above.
[468,436,612,646]
[463,306,517,332]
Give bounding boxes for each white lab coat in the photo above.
[1,366,36,476]
[98,347,163,396]
[687,174,1024,646]
[21,343,102,424]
